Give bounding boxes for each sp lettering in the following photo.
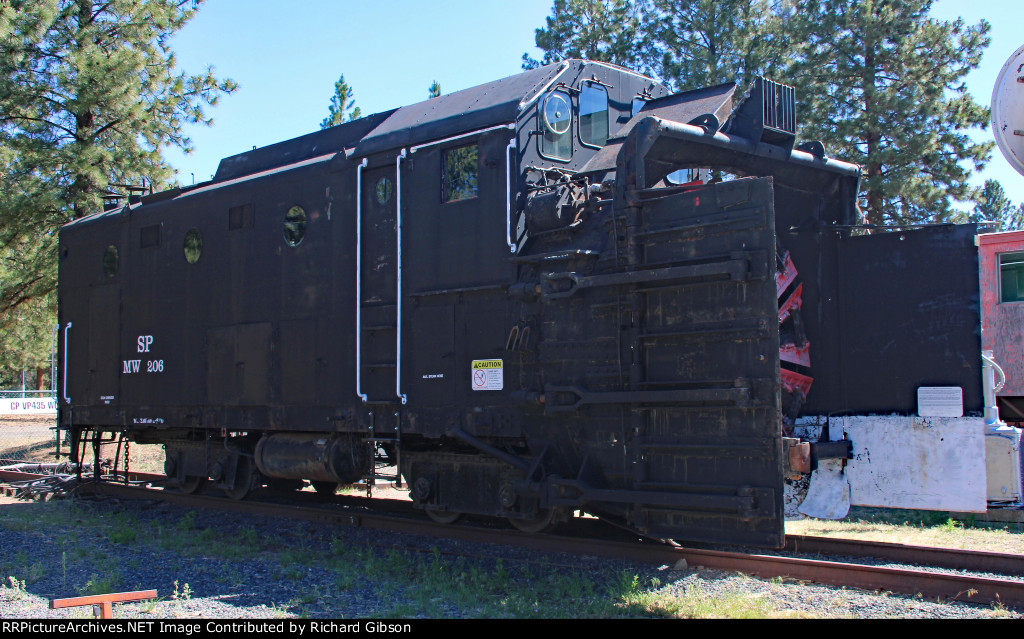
[137,335,154,353]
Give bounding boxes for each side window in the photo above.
[103,245,118,277]
[283,206,307,246]
[183,228,203,264]
[579,83,609,147]
[540,90,572,161]
[1000,252,1024,303]
[443,144,478,202]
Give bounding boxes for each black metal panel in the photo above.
[207,323,272,406]
[806,224,982,415]
[626,178,783,545]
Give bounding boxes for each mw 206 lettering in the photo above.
[122,335,163,374]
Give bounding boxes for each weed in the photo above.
[171,580,192,602]
[78,571,121,596]
[108,527,137,544]
[283,565,308,581]
[177,511,198,531]
[329,536,347,556]
[139,597,161,615]
[991,596,1012,618]
[280,546,314,567]
[297,584,323,605]
[238,526,259,548]
[2,576,28,601]
[383,601,418,618]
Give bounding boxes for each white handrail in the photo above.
[355,158,369,403]
[506,136,518,253]
[62,322,72,404]
[396,149,408,405]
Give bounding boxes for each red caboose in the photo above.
[979,231,1024,424]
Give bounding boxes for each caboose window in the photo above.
[540,90,572,161]
[183,228,202,264]
[443,144,478,202]
[579,83,608,147]
[1000,252,1024,303]
[283,206,307,246]
[103,245,118,277]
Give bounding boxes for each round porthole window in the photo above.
[376,177,393,205]
[102,245,118,277]
[183,228,202,264]
[542,92,572,135]
[283,206,307,247]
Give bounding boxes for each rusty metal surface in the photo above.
[786,534,1024,577]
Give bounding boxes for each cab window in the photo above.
[540,90,572,161]
[443,144,478,202]
[579,83,609,147]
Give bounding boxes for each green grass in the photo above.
[78,570,121,596]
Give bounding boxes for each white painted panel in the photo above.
[0,398,58,415]
[832,415,987,513]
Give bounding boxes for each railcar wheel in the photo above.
[425,508,461,524]
[178,476,205,494]
[508,507,566,533]
[223,457,255,501]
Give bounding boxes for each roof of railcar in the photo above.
[349,62,576,157]
[213,60,655,180]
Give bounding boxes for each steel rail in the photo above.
[786,534,1024,577]
[5,474,1024,609]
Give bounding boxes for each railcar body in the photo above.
[58,61,985,546]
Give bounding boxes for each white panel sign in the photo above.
[917,386,963,417]
[831,415,986,513]
[0,397,58,415]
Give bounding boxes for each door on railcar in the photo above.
[400,131,518,416]
[357,162,400,404]
[59,222,125,420]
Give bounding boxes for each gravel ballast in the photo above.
[0,492,1020,619]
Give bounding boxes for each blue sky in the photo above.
[163,0,1024,208]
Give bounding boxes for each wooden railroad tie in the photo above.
[50,589,157,619]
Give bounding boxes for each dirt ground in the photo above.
[0,414,164,473]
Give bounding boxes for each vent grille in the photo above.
[762,80,795,135]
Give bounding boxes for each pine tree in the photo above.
[967,179,1024,231]
[428,81,441,98]
[321,75,361,128]
[0,0,236,374]
[787,0,991,226]
[644,0,792,91]
[522,0,642,70]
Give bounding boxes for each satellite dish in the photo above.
[992,44,1024,177]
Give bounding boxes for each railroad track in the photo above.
[3,469,1024,610]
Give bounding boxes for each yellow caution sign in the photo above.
[471,359,503,391]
